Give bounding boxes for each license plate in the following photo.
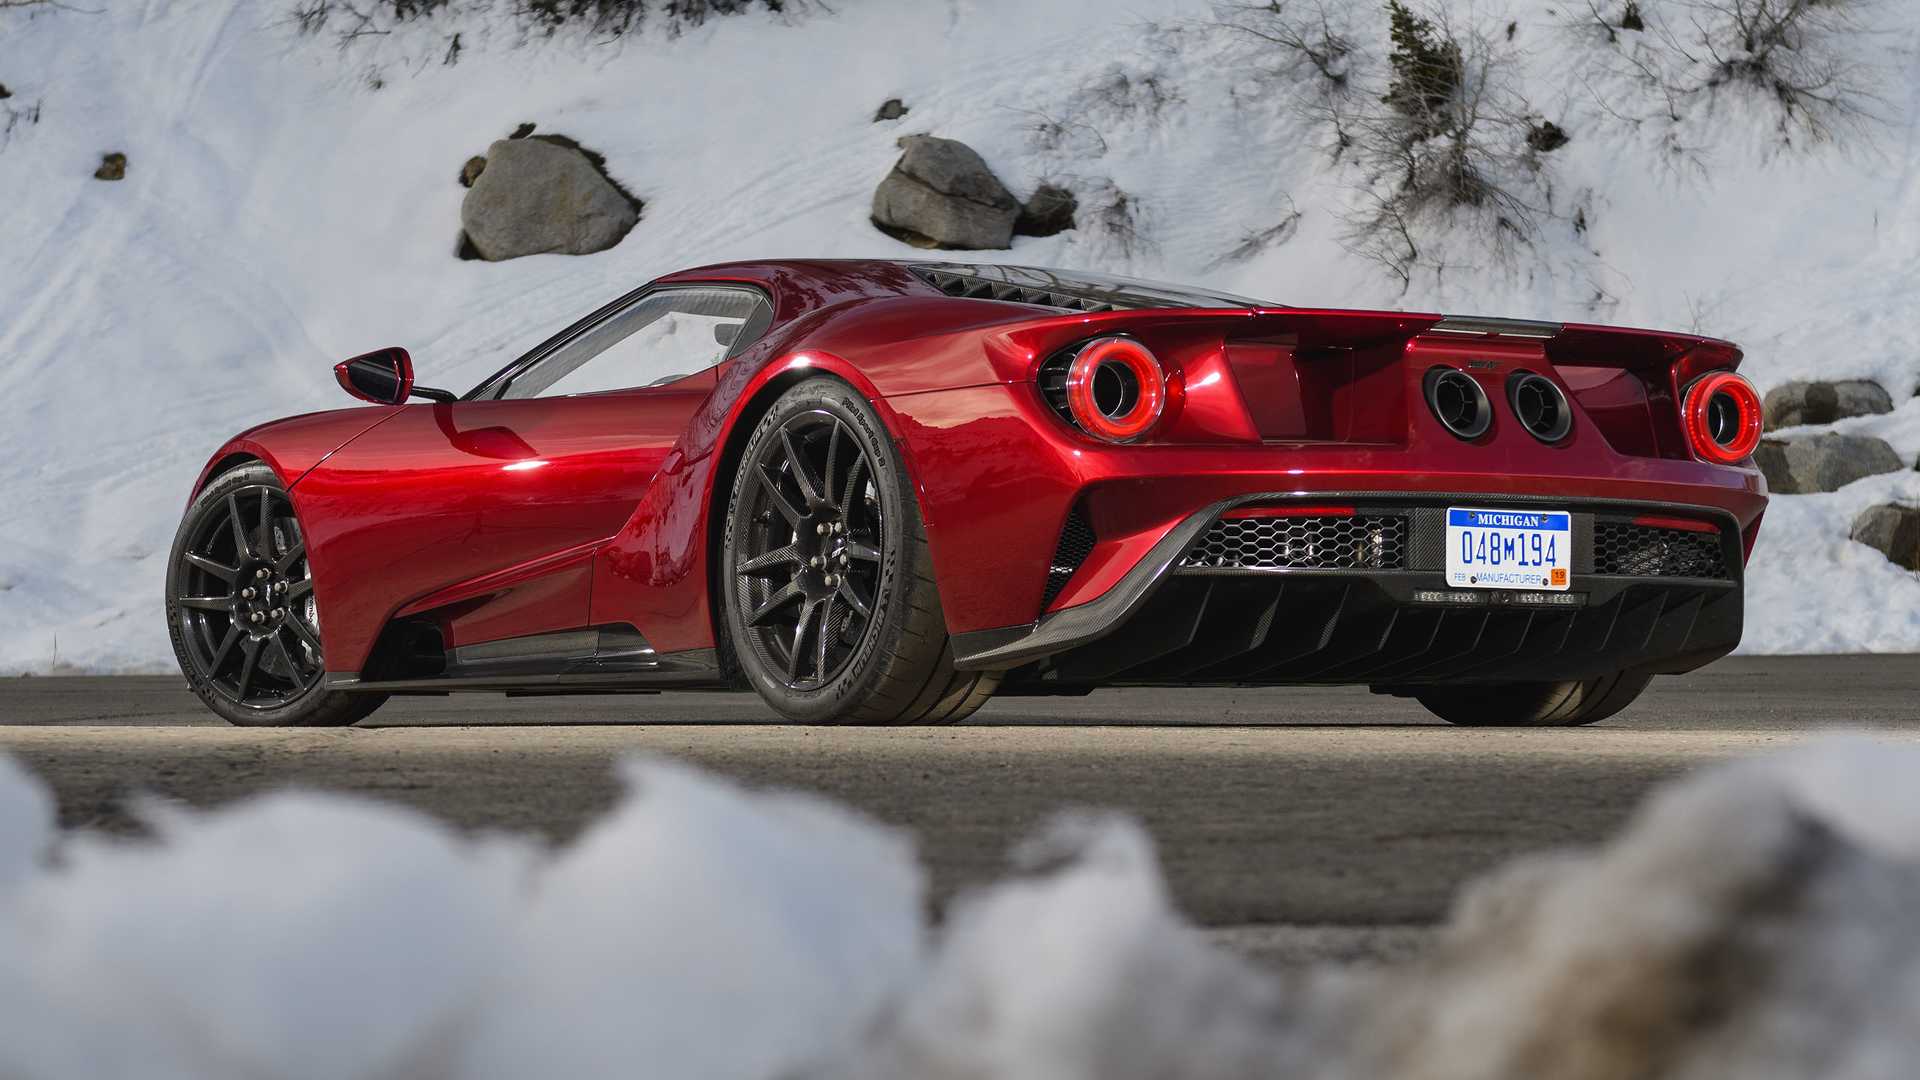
[1445,508,1572,591]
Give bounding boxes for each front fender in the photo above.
[189,407,403,501]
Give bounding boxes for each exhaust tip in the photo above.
[1507,371,1573,443]
[1423,367,1492,440]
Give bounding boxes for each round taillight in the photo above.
[1064,337,1166,443]
[1423,367,1492,440]
[1682,371,1762,464]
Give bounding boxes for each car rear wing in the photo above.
[991,308,1741,375]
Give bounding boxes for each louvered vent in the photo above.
[910,266,1116,313]
[1036,349,1076,427]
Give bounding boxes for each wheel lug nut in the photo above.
[824,574,838,586]
[241,588,255,600]
[249,612,263,624]
[816,523,828,535]
[256,568,270,579]
[810,556,823,568]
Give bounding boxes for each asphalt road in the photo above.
[3,656,1917,935]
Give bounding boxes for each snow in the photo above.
[1,0,1917,670]
[7,740,1920,1078]
[0,756,923,1080]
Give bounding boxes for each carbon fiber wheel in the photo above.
[721,378,997,724]
[165,463,386,727]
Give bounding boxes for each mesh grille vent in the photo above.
[1182,515,1409,570]
[1593,523,1728,580]
[1041,505,1098,609]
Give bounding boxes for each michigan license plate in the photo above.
[1445,508,1572,591]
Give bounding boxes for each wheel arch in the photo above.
[190,448,275,499]
[702,355,929,676]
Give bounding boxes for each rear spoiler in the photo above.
[989,308,1741,377]
[1431,313,1743,374]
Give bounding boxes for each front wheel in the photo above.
[165,463,386,727]
[720,378,997,724]
[1412,671,1652,727]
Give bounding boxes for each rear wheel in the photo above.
[1412,671,1652,727]
[165,463,386,727]
[720,378,997,724]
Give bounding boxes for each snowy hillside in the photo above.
[1,0,1917,672]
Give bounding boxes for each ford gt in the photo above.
[165,260,1767,726]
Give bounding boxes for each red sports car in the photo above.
[165,260,1767,727]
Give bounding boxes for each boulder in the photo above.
[93,152,126,181]
[459,137,638,261]
[1525,120,1570,152]
[1849,504,1920,571]
[1762,379,1893,429]
[871,135,1018,250]
[1753,434,1903,494]
[873,97,909,122]
[1016,183,1078,237]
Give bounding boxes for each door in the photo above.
[294,285,775,674]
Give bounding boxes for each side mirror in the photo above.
[334,347,455,405]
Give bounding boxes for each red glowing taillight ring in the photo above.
[1682,371,1762,464]
[1064,337,1166,443]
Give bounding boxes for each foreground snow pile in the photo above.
[0,0,1917,668]
[7,741,1920,1079]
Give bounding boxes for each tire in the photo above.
[1412,670,1652,727]
[165,462,387,727]
[719,378,998,724]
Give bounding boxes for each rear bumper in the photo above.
[952,492,1745,686]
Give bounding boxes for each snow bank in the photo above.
[0,758,923,1080]
[1,0,1917,668]
[6,741,1920,1079]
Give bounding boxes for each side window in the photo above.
[500,286,772,400]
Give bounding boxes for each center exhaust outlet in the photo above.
[1507,371,1573,443]
[1423,367,1492,440]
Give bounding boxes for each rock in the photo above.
[510,122,536,139]
[0,83,11,100]
[93,152,126,181]
[459,137,639,261]
[1753,433,1903,494]
[871,135,1019,250]
[459,155,487,188]
[1015,183,1077,238]
[1762,379,1893,429]
[1526,120,1570,152]
[873,97,909,122]
[1850,504,1920,571]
